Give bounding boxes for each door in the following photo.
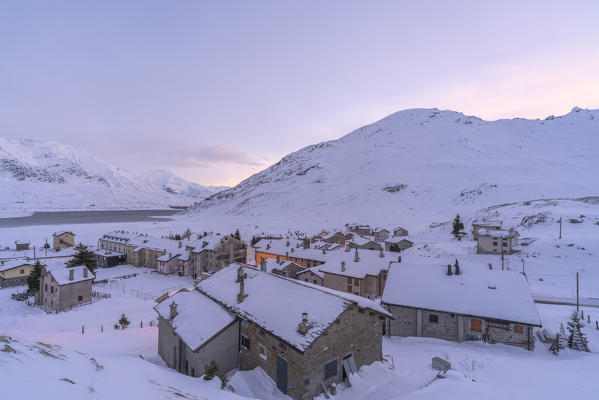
[276,356,288,394]
[342,354,358,382]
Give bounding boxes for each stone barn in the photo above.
[381,262,541,350]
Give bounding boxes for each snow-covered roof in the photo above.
[191,234,228,253]
[0,259,35,272]
[317,249,399,279]
[373,228,390,234]
[53,231,74,237]
[154,289,235,351]
[296,266,324,279]
[258,258,301,273]
[49,265,94,286]
[197,263,389,352]
[382,262,541,326]
[15,239,30,245]
[385,237,413,245]
[478,229,518,239]
[473,221,502,227]
[157,253,181,262]
[253,239,331,262]
[349,235,376,246]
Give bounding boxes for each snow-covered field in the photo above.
[1,195,599,399]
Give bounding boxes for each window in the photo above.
[429,314,439,323]
[324,359,337,380]
[78,295,83,302]
[493,241,498,246]
[240,334,250,350]
[347,286,352,293]
[258,343,267,360]
[45,284,47,291]
[20,269,24,274]
[313,280,317,284]
[514,325,524,334]
[471,318,482,332]
[354,278,359,285]
[51,287,54,294]
[347,277,352,284]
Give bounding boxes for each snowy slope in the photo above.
[139,170,226,199]
[0,138,218,212]
[188,107,599,230]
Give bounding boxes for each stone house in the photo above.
[347,224,372,236]
[192,235,247,278]
[372,229,390,242]
[253,239,328,269]
[195,264,391,399]
[258,259,306,279]
[392,227,408,237]
[157,252,183,274]
[381,262,541,350]
[0,259,36,288]
[477,229,519,255]
[384,238,414,252]
[94,249,126,268]
[15,240,30,251]
[38,265,93,312]
[316,248,397,299]
[322,232,346,246]
[295,266,324,286]
[155,288,238,378]
[347,236,382,251]
[472,221,502,240]
[53,231,75,251]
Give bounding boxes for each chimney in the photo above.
[169,252,172,258]
[69,269,74,281]
[345,245,350,252]
[291,247,294,253]
[285,251,289,259]
[397,256,402,262]
[379,248,384,258]
[83,268,88,278]
[322,248,326,255]
[260,258,267,272]
[169,301,178,319]
[303,239,309,249]
[341,261,345,272]
[286,240,290,247]
[276,255,280,262]
[297,312,309,335]
[236,266,248,303]
[267,243,271,250]
[354,249,359,262]
[179,241,182,248]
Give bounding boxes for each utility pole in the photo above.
[576,272,579,312]
[501,251,504,271]
[559,217,562,239]
[522,259,525,275]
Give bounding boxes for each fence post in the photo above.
[82,325,85,335]
[101,325,104,333]
[140,321,143,328]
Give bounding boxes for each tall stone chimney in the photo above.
[83,267,88,278]
[354,249,360,262]
[169,301,178,319]
[379,248,384,258]
[236,266,248,303]
[297,312,309,335]
[69,268,74,281]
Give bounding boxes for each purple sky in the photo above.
[1,1,598,186]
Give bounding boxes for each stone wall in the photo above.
[386,304,417,336]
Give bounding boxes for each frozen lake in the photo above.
[0,209,180,228]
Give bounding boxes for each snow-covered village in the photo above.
[1,2,599,400]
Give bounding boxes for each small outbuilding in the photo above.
[53,231,75,251]
[14,240,30,251]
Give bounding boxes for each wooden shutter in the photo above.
[471,318,482,332]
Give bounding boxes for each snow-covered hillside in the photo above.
[139,170,226,199]
[0,138,219,213]
[188,107,599,230]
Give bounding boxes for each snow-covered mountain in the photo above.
[188,107,599,230]
[0,138,219,212]
[139,170,226,199]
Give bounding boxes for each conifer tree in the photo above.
[558,323,567,349]
[454,259,461,275]
[67,243,97,273]
[452,214,465,240]
[118,313,130,329]
[567,311,590,351]
[234,229,241,241]
[26,260,44,294]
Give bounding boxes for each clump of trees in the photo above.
[204,359,228,388]
[67,243,97,273]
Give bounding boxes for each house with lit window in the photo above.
[170,263,391,400]
[253,239,329,269]
[476,228,519,254]
[381,261,541,350]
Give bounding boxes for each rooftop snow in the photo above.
[154,289,235,351]
[382,262,541,326]
[50,265,94,286]
[385,237,413,244]
[472,221,502,227]
[253,239,331,262]
[197,263,388,352]
[478,229,518,239]
[0,259,35,272]
[350,235,376,246]
[317,248,399,279]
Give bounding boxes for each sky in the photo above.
[1,1,598,186]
